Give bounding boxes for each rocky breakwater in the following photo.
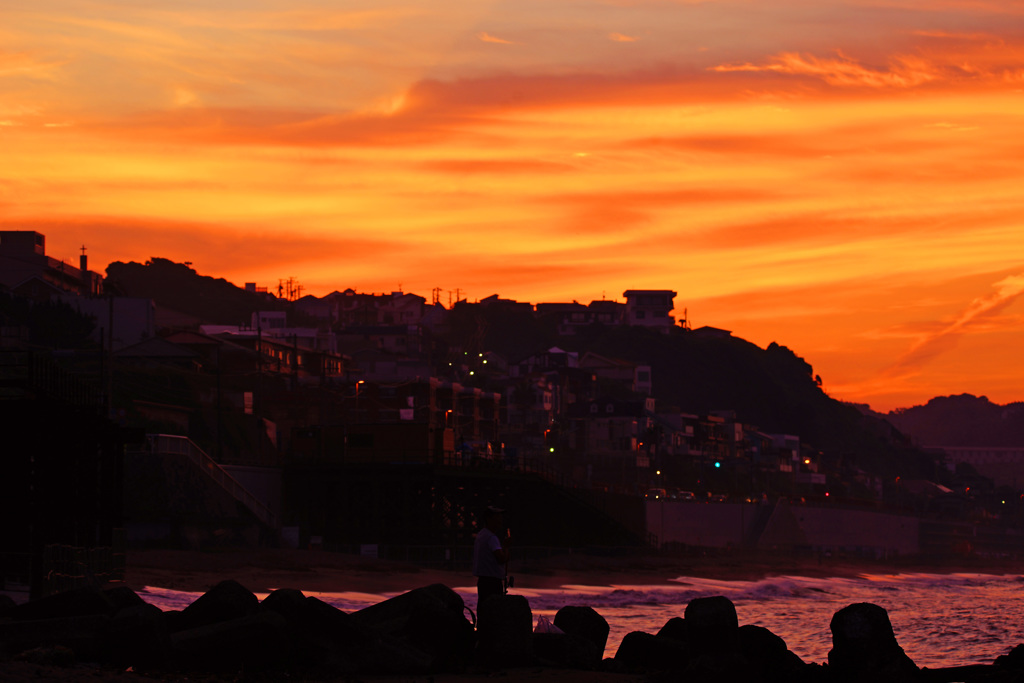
[3,582,1024,682]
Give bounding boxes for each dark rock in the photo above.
[657,615,687,642]
[302,595,364,641]
[360,636,435,675]
[738,624,807,682]
[259,588,309,623]
[0,614,110,660]
[260,590,363,671]
[102,603,171,668]
[684,650,759,682]
[169,610,293,671]
[685,595,739,655]
[917,664,1000,682]
[14,644,76,666]
[995,643,1024,670]
[0,594,17,617]
[405,594,475,670]
[532,631,600,669]
[10,586,115,620]
[350,583,464,634]
[828,602,918,682]
[103,585,147,612]
[162,609,185,633]
[176,579,258,631]
[613,630,689,672]
[475,593,533,669]
[350,583,474,672]
[554,605,609,663]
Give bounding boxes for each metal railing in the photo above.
[138,434,278,529]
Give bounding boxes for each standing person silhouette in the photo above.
[473,505,510,607]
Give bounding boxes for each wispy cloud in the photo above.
[0,50,65,81]
[711,50,948,88]
[420,159,576,174]
[478,32,518,45]
[883,274,1024,379]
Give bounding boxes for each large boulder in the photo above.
[169,610,294,672]
[613,630,689,672]
[995,643,1024,671]
[0,614,110,661]
[737,624,807,683]
[656,616,687,643]
[103,586,147,612]
[176,579,258,631]
[532,631,600,669]
[9,586,115,621]
[684,595,739,655]
[475,593,534,669]
[554,605,609,664]
[349,583,474,673]
[101,602,171,668]
[828,602,918,682]
[0,586,164,666]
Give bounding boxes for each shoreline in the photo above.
[122,547,1024,595]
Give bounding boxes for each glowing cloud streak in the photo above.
[884,274,1024,380]
[3,0,1024,410]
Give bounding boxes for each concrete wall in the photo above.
[779,504,919,555]
[221,464,282,520]
[646,501,761,548]
[647,499,920,555]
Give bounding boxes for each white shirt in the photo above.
[472,527,505,579]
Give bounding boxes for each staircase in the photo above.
[134,434,278,529]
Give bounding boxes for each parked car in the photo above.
[677,490,697,501]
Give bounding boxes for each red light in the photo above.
[824,492,829,497]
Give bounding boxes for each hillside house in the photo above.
[623,289,677,331]
[0,231,104,298]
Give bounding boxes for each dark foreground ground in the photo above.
[6,548,1024,682]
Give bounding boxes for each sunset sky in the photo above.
[3,0,1024,412]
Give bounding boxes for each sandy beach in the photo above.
[7,547,1024,683]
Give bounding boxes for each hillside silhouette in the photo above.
[887,394,1024,447]
[447,301,931,480]
[105,258,284,325]
[108,258,940,483]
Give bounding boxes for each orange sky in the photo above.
[3,0,1024,412]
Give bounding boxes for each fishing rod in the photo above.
[503,527,514,593]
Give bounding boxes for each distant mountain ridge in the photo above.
[886,394,1024,448]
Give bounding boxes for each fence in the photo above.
[38,543,125,596]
